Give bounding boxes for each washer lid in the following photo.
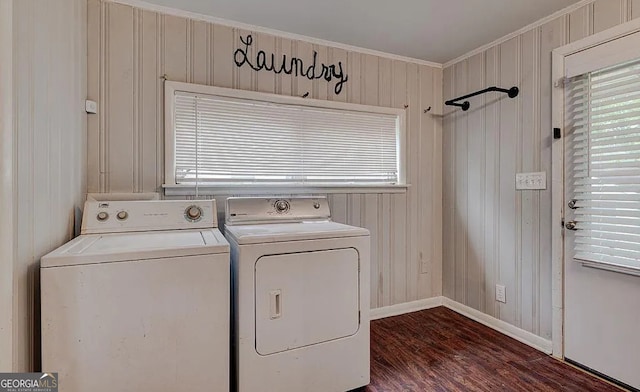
[224,221,369,245]
[41,229,229,268]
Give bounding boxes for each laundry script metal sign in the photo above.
[234,34,349,95]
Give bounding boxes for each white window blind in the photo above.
[171,89,401,186]
[566,59,640,271]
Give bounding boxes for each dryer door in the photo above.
[255,248,360,355]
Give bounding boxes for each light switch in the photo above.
[515,171,546,190]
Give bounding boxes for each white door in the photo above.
[254,248,360,356]
[563,30,640,390]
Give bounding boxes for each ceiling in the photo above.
[140,0,583,63]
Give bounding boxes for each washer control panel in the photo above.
[226,197,330,225]
[81,199,217,234]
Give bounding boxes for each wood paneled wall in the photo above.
[0,0,14,371]
[87,0,443,309]
[442,0,638,340]
[10,0,87,371]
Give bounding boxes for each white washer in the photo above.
[41,200,230,392]
[225,197,370,392]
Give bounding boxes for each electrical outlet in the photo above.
[496,284,506,303]
[419,252,429,274]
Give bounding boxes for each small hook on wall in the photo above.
[302,92,310,98]
[424,106,432,113]
[404,104,409,109]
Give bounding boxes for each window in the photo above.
[164,82,405,190]
[565,59,640,271]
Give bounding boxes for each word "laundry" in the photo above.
[234,34,349,95]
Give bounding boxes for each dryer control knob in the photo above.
[185,205,202,221]
[97,211,109,221]
[274,200,290,213]
[116,211,128,220]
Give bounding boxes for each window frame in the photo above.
[163,81,408,195]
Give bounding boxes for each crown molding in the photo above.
[107,0,443,68]
[443,0,596,68]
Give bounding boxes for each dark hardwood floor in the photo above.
[367,307,623,392]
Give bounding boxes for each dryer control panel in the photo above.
[226,197,330,225]
[81,199,218,234]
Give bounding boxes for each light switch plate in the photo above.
[516,171,546,190]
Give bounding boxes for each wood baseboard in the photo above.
[370,297,444,320]
[370,296,553,355]
[442,298,553,354]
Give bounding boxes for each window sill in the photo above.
[163,183,409,196]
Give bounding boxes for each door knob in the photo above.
[565,221,578,230]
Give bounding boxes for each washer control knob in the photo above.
[97,211,109,221]
[274,200,290,213]
[313,201,320,209]
[116,211,128,220]
[185,205,203,221]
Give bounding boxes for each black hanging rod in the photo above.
[445,86,519,111]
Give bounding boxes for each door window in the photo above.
[565,59,640,274]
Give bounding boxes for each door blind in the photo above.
[172,91,399,185]
[565,59,640,271]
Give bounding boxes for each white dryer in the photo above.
[41,200,230,392]
[224,197,370,392]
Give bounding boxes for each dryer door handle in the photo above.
[270,289,282,319]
